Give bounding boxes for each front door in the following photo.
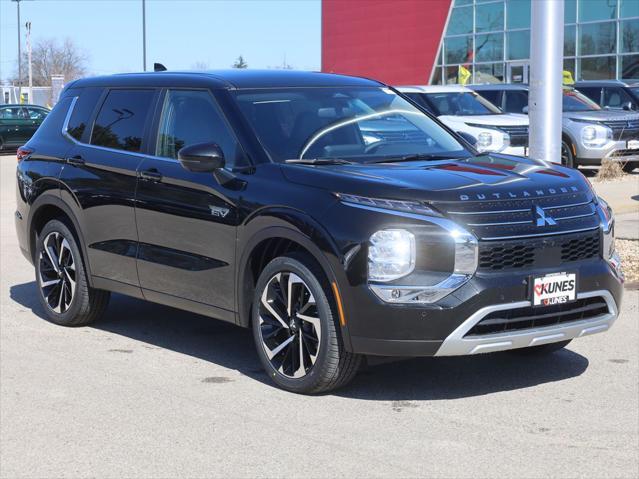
[507,63,529,84]
[134,89,246,315]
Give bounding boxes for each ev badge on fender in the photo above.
[534,205,557,227]
[209,206,230,218]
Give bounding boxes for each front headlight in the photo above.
[368,229,416,282]
[580,124,612,148]
[466,124,510,152]
[598,196,623,279]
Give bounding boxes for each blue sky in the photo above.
[0,0,321,81]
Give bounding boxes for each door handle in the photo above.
[139,169,163,182]
[66,155,85,166]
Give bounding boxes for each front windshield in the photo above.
[563,89,601,112]
[233,87,468,162]
[422,92,502,116]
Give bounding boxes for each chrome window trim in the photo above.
[435,289,618,356]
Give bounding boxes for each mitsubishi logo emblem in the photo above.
[534,205,556,227]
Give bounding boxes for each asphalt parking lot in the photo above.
[1,154,637,478]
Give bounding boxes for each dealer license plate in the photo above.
[532,272,576,306]
[628,139,639,150]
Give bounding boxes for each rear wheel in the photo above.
[509,339,572,355]
[252,253,361,394]
[561,140,576,168]
[35,219,110,326]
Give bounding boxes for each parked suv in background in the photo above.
[575,80,639,112]
[0,104,49,151]
[398,85,529,156]
[471,84,639,172]
[15,70,623,393]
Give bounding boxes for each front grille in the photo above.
[465,296,609,337]
[598,119,639,141]
[478,229,600,271]
[607,149,639,159]
[498,125,529,147]
[433,190,599,240]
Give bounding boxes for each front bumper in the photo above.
[576,139,639,164]
[343,258,623,357]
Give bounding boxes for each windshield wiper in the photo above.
[285,158,356,165]
[366,153,470,164]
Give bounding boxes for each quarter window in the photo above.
[155,89,242,167]
[91,89,155,152]
[67,87,103,141]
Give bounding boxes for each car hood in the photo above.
[280,154,591,204]
[439,114,529,127]
[563,109,639,122]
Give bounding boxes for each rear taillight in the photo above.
[17,147,32,162]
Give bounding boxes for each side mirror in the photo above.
[622,101,634,111]
[522,106,529,114]
[178,142,225,172]
[457,131,477,147]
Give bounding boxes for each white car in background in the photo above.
[397,85,530,156]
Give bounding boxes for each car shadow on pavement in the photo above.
[10,281,589,399]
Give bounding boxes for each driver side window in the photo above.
[155,89,243,168]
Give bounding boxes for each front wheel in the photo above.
[252,254,361,394]
[561,141,576,168]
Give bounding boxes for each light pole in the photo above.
[26,21,32,104]
[11,0,22,103]
[142,0,147,71]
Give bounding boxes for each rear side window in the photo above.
[476,89,501,106]
[0,106,27,120]
[504,90,529,113]
[91,89,155,152]
[67,87,103,141]
[27,107,48,120]
[155,89,243,167]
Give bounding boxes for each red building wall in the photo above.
[322,0,452,85]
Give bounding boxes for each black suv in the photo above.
[15,70,623,393]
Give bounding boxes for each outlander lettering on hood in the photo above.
[459,185,580,201]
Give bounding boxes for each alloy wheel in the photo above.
[258,272,321,378]
[38,231,76,314]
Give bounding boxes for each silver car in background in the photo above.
[470,84,639,172]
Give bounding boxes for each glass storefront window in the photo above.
[579,22,616,56]
[621,19,639,53]
[507,0,531,29]
[620,0,639,18]
[578,0,617,23]
[476,2,504,32]
[579,56,616,80]
[445,36,473,64]
[565,25,576,56]
[564,59,576,84]
[475,33,504,62]
[507,30,530,60]
[475,63,505,83]
[448,6,474,36]
[565,0,577,24]
[454,0,473,6]
[620,54,639,79]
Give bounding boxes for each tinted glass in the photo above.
[404,93,436,114]
[578,0,617,22]
[476,2,504,32]
[507,0,530,29]
[0,107,27,120]
[563,89,601,111]
[565,25,576,57]
[507,30,530,60]
[156,89,242,167]
[621,0,639,18]
[423,92,501,116]
[27,107,48,120]
[603,87,635,108]
[621,55,639,79]
[621,19,639,54]
[579,56,617,80]
[233,87,468,162]
[504,90,529,113]
[579,22,617,56]
[475,33,503,62]
[91,89,154,152]
[445,36,473,64]
[475,64,505,83]
[67,87,103,141]
[577,87,602,103]
[565,0,576,23]
[474,89,501,105]
[447,6,473,35]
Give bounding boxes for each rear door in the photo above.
[134,88,246,316]
[59,87,158,292]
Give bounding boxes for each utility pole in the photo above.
[528,0,565,163]
[26,21,32,105]
[11,0,22,103]
[142,0,147,71]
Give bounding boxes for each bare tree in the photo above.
[232,55,248,69]
[14,38,88,86]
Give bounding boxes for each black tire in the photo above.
[622,162,637,173]
[561,140,576,168]
[35,219,110,326]
[251,253,362,394]
[509,339,572,355]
